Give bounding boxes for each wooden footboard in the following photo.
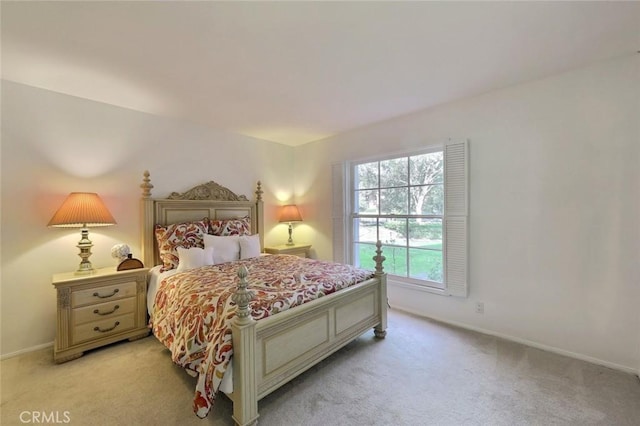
[229,243,387,426]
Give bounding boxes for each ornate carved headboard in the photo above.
[140,171,264,267]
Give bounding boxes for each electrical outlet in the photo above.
[475,302,484,314]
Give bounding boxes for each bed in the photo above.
[140,171,388,426]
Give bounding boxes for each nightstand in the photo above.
[264,243,311,258]
[51,267,149,363]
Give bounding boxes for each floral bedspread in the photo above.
[150,255,374,418]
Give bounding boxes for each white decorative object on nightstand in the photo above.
[264,243,311,258]
[51,267,149,363]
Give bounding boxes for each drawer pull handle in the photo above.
[94,321,120,333]
[93,288,119,299]
[93,305,119,316]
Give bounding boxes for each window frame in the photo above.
[348,145,446,290]
[334,139,468,297]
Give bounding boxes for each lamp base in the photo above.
[286,223,294,245]
[75,227,96,275]
[75,264,96,275]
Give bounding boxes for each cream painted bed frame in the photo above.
[140,171,387,426]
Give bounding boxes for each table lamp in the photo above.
[48,192,116,274]
[278,204,302,246]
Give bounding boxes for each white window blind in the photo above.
[331,162,347,264]
[444,139,469,297]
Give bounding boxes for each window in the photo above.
[333,140,468,296]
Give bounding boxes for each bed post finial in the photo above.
[255,181,263,202]
[255,181,264,251]
[232,265,255,325]
[141,170,153,198]
[373,239,387,339]
[230,265,259,425]
[373,240,385,275]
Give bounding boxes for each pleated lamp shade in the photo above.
[278,205,302,223]
[48,192,116,228]
[48,192,116,274]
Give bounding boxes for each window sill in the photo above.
[388,276,447,296]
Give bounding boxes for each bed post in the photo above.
[231,265,259,426]
[373,240,387,339]
[255,181,264,251]
[140,171,155,268]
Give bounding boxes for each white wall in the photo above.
[0,81,294,357]
[293,54,640,372]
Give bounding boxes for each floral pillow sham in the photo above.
[155,219,209,272]
[208,216,251,236]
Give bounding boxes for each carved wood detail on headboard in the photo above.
[168,181,249,201]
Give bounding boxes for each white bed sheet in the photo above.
[148,265,234,394]
[147,265,176,316]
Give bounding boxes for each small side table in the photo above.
[264,243,311,258]
[51,267,149,363]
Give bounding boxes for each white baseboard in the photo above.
[1,341,53,361]
[392,306,638,376]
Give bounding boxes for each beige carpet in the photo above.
[2,309,639,425]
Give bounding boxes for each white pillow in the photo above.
[239,234,261,259]
[204,234,240,264]
[176,246,214,272]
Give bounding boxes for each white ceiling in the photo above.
[2,1,639,146]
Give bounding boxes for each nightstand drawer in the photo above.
[72,313,135,344]
[72,281,137,307]
[73,297,136,325]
